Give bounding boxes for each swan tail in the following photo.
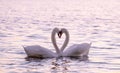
[22,45,26,49]
[22,45,27,53]
[90,42,92,46]
[22,45,25,48]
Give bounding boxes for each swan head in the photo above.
[52,27,61,38]
[58,28,68,38]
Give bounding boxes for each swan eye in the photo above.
[58,31,62,38]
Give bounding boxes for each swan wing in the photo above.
[63,44,79,56]
[23,45,57,58]
[63,43,91,57]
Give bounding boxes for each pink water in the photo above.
[0,0,120,73]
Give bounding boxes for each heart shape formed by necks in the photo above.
[51,28,69,57]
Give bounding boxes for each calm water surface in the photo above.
[0,0,120,73]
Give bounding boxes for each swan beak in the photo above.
[58,31,62,38]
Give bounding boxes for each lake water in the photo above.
[0,0,120,73]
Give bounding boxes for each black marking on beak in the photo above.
[58,31,62,38]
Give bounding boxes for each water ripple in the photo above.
[0,0,120,73]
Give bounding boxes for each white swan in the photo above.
[58,28,92,57]
[23,28,61,58]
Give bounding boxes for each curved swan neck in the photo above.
[61,28,69,52]
[51,28,60,54]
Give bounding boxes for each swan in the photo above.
[23,28,61,58]
[58,28,92,57]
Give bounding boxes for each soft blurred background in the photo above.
[0,0,120,73]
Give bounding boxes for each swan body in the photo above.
[63,43,91,57]
[23,45,57,58]
[59,28,92,57]
[23,28,61,58]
